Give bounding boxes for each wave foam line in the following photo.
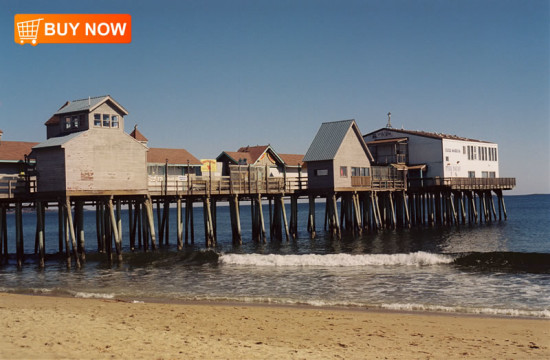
[381,303,550,318]
[73,292,115,299]
[219,252,454,267]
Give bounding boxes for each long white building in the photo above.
[363,127,499,180]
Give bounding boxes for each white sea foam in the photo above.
[381,303,550,318]
[219,252,454,267]
[73,292,115,299]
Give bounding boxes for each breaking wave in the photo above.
[218,252,454,267]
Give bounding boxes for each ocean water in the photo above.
[0,194,549,318]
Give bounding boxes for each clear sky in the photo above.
[1,0,548,195]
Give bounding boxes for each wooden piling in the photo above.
[108,197,123,262]
[177,197,183,250]
[76,200,86,262]
[258,195,266,243]
[116,199,122,246]
[145,196,158,250]
[307,195,316,238]
[0,204,4,264]
[280,196,290,241]
[128,200,135,250]
[37,201,45,268]
[15,201,23,269]
[65,198,81,269]
[229,195,242,245]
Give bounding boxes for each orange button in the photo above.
[15,14,131,46]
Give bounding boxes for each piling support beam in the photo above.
[145,196,158,250]
[0,204,4,264]
[307,195,316,238]
[37,201,45,268]
[177,197,183,250]
[258,195,266,243]
[65,198,81,269]
[15,201,23,269]
[76,200,86,262]
[280,196,290,242]
[108,197,123,262]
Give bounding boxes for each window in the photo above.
[463,146,466,154]
[351,167,360,176]
[489,171,496,178]
[103,114,110,127]
[445,156,449,161]
[72,115,79,128]
[94,114,101,127]
[65,117,71,129]
[111,115,119,128]
[315,169,328,176]
[360,167,370,176]
[340,166,348,177]
[468,171,475,178]
[482,171,488,178]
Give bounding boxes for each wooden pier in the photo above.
[0,102,517,269]
[0,174,515,269]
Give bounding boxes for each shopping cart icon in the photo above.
[17,18,43,46]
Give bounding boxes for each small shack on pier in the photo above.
[0,130,38,198]
[217,145,305,178]
[129,125,203,191]
[303,120,373,191]
[0,131,37,176]
[32,95,148,195]
[217,145,283,176]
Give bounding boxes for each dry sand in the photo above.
[0,293,548,359]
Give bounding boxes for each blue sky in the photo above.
[1,0,548,195]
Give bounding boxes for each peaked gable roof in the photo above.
[0,140,39,162]
[278,153,305,167]
[218,145,285,165]
[303,120,373,162]
[54,95,128,116]
[130,126,148,142]
[147,148,201,165]
[364,128,492,144]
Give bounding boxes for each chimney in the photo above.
[0,129,3,144]
[88,96,91,106]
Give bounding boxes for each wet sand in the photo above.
[0,293,548,359]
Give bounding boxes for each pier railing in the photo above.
[0,176,36,199]
[148,176,309,196]
[408,177,516,190]
[351,176,406,190]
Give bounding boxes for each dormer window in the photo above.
[111,115,119,128]
[65,117,71,129]
[71,115,80,128]
[103,114,110,127]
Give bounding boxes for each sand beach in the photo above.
[0,293,548,359]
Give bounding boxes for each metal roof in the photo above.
[364,128,493,144]
[303,120,356,162]
[54,95,128,115]
[33,132,83,149]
